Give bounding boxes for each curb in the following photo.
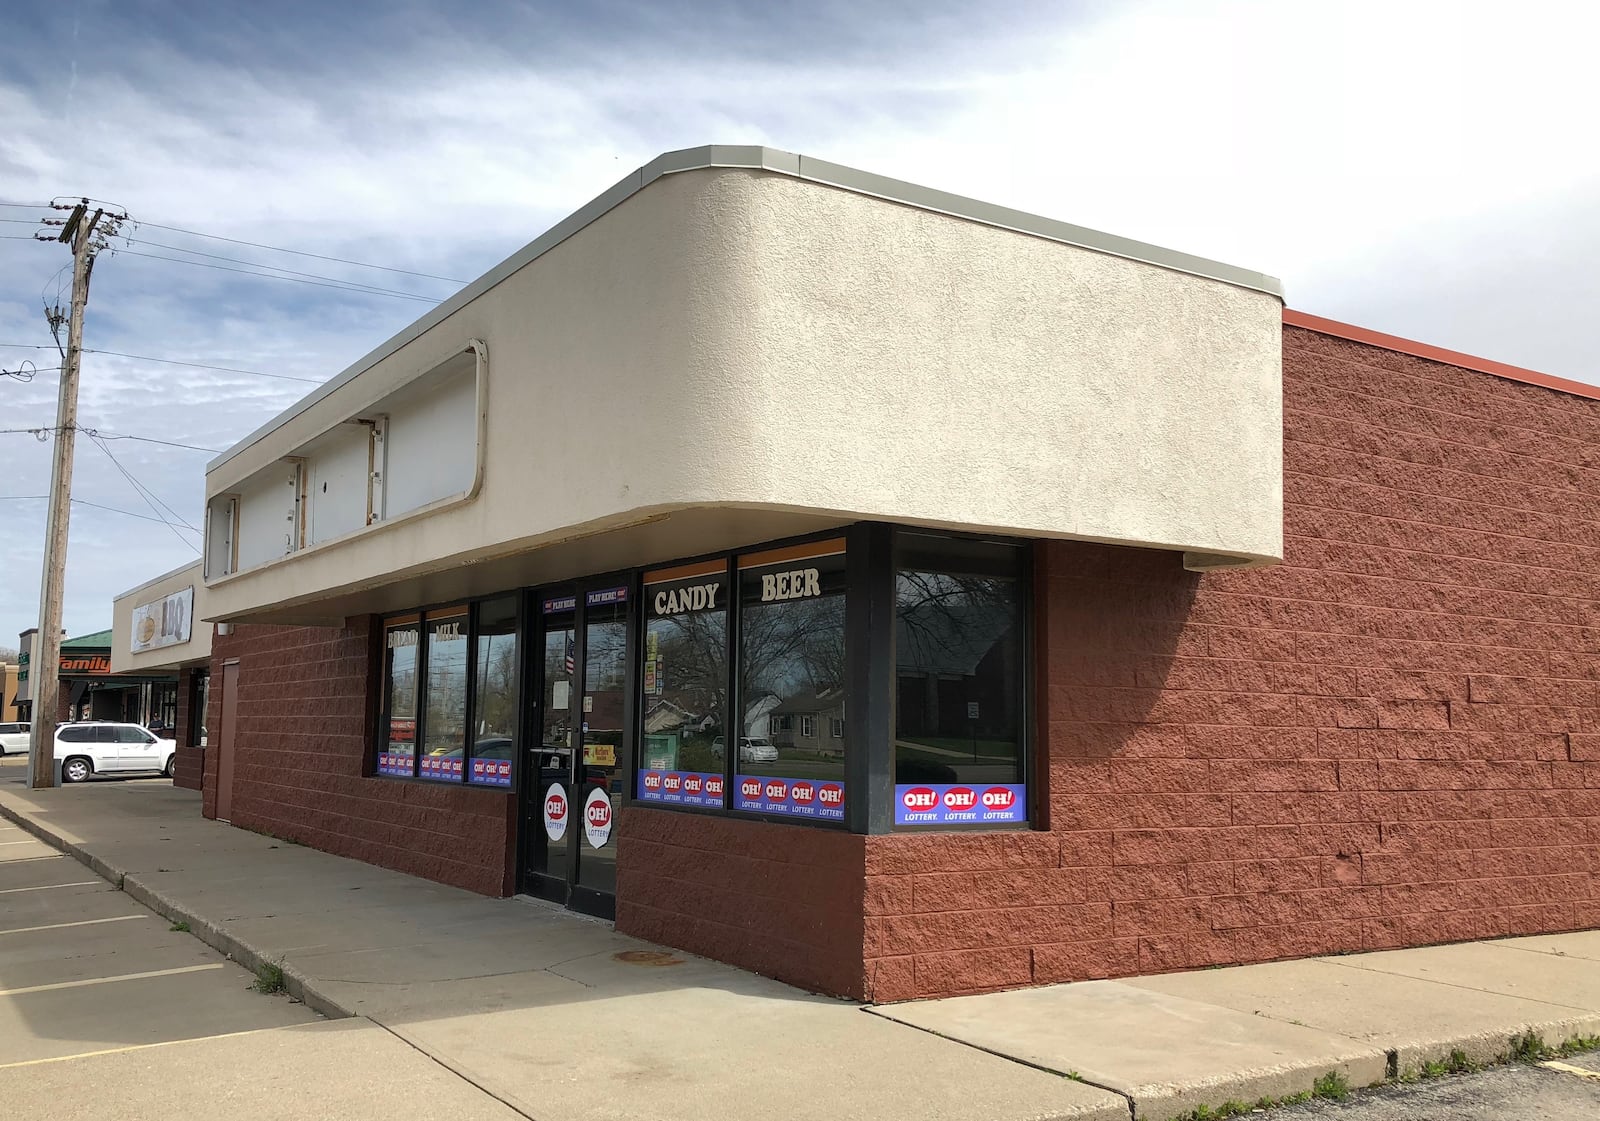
[0,797,355,1022]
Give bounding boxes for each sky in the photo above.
[1,0,1597,640]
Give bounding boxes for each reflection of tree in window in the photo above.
[894,558,1023,786]
[472,596,517,763]
[384,624,419,758]
[644,585,727,774]
[424,614,468,762]
[738,556,847,783]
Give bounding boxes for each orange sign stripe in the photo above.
[644,559,728,585]
[737,537,847,570]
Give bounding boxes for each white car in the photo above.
[710,736,781,764]
[53,722,177,783]
[0,722,30,755]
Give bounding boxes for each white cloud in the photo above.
[1,0,1596,637]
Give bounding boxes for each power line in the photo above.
[0,494,202,529]
[0,342,323,385]
[86,433,202,552]
[87,434,202,531]
[117,248,442,302]
[131,218,469,283]
[1,425,222,453]
[0,217,47,224]
[0,201,49,208]
[123,236,445,299]
[86,348,322,384]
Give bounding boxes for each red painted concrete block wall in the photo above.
[617,807,866,997]
[861,325,1600,1001]
[171,669,203,791]
[202,621,514,896]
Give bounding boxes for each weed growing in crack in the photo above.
[252,960,287,994]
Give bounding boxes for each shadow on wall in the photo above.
[1043,540,1202,810]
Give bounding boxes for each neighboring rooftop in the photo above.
[62,630,113,650]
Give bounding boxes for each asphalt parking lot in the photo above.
[0,800,322,1066]
[0,770,526,1120]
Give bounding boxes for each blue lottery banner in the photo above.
[636,770,725,807]
[376,752,413,777]
[895,783,1026,826]
[469,757,514,787]
[419,755,465,782]
[735,775,846,821]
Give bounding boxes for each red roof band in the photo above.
[1284,309,1600,404]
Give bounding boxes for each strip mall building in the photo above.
[121,147,1600,1002]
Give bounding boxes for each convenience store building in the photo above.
[192,146,1600,1001]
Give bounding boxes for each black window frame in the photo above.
[888,529,1034,832]
[629,522,1034,835]
[372,594,524,788]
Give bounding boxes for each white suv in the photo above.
[53,722,177,783]
[0,722,30,755]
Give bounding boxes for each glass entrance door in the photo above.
[519,580,632,919]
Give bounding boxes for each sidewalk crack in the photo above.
[858,1007,1136,1118]
[370,1018,546,1121]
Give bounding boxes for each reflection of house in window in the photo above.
[895,599,1017,743]
[769,688,846,757]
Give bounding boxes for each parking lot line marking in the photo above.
[1541,1060,1600,1082]
[0,963,224,997]
[0,880,101,894]
[0,1025,300,1071]
[0,840,44,845]
[0,915,145,937]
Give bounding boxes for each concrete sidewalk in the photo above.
[4,776,1598,1121]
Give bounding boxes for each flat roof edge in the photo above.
[1284,309,1600,403]
[208,144,1284,475]
[114,559,204,604]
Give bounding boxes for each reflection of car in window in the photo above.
[710,736,779,763]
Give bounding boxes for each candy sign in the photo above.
[543,783,569,841]
[895,782,1025,826]
[584,787,614,848]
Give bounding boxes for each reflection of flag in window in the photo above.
[564,635,575,675]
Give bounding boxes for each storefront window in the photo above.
[893,535,1027,827]
[637,561,728,809]
[377,616,420,777]
[736,540,848,822]
[418,608,468,781]
[468,596,517,787]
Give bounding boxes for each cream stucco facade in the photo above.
[112,560,212,674]
[203,146,1283,623]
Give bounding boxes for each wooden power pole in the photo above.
[28,201,106,788]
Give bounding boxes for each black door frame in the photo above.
[516,570,637,919]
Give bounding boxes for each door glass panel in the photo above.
[531,595,577,883]
[577,587,628,896]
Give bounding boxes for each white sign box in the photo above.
[131,585,195,653]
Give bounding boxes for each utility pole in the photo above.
[27,200,108,789]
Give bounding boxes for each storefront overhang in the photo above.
[203,145,1284,625]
